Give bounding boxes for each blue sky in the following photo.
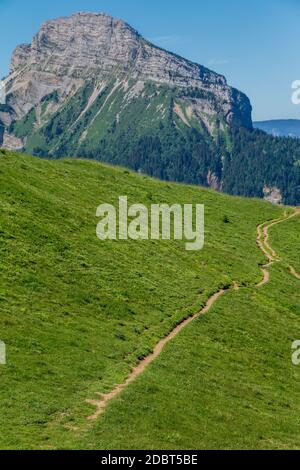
[1,0,300,120]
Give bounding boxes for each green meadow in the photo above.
[74,264,300,450]
[271,215,300,274]
[0,149,299,450]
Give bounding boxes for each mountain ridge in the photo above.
[254,119,300,138]
[1,12,300,205]
[5,11,252,127]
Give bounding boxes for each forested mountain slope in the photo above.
[1,12,300,204]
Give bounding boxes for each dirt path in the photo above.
[256,263,272,287]
[289,265,300,280]
[86,207,300,421]
[256,208,300,286]
[87,289,225,420]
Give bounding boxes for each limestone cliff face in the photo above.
[5,12,252,127]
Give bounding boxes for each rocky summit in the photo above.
[0,12,300,205]
[3,13,252,127]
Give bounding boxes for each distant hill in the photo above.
[254,119,300,138]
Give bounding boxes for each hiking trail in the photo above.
[256,208,300,286]
[86,207,300,421]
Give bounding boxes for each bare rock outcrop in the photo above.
[263,186,283,205]
[5,12,252,127]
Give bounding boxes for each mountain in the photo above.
[1,12,300,205]
[254,119,300,138]
[2,13,252,125]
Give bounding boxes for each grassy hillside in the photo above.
[7,78,300,205]
[72,264,300,450]
[1,149,298,450]
[270,216,300,274]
